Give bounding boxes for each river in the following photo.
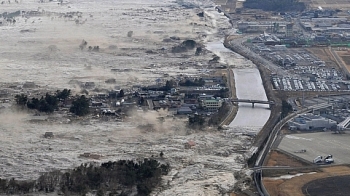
[229,68,271,133]
[206,39,271,134]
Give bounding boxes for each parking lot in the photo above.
[271,75,347,91]
[245,41,348,92]
[303,94,350,107]
[278,132,350,164]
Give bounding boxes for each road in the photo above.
[227,37,292,76]
[253,102,332,196]
[329,46,350,78]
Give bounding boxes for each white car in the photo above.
[313,156,323,163]
[325,158,334,164]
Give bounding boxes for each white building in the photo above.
[337,117,350,130]
[200,97,223,112]
[288,113,336,130]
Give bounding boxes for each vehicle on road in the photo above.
[325,158,334,164]
[313,155,323,163]
[324,155,334,164]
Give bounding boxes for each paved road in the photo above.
[253,102,332,196]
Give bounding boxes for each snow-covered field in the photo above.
[0,0,255,195]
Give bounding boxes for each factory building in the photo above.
[289,113,337,130]
[285,23,294,38]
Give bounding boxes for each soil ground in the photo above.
[265,150,308,167]
[263,165,350,196]
[302,175,350,196]
[306,48,339,69]
[335,50,350,74]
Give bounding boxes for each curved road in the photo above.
[253,103,332,196]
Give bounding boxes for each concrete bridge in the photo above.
[230,98,275,107]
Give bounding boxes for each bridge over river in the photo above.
[230,98,275,108]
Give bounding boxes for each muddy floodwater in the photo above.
[0,0,269,194]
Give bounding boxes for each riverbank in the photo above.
[220,68,238,127]
[224,36,282,165]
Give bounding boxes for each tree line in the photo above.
[15,89,89,116]
[0,159,170,196]
[179,78,205,87]
[243,0,306,12]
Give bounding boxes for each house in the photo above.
[184,140,196,149]
[109,91,118,99]
[91,101,103,107]
[152,100,161,110]
[198,94,215,100]
[177,107,193,115]
[84,82,95,89]
[44,132,54,138]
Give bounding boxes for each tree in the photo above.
[44,93,58,109]
[214,88,229,98]
[281,100,293,118]
[195,47,202,56]
[118,89,124,98]
[188,114,205,128]
[243,0,306,12]
[39,98,54,113]
[208,102,230,126]
[139,97,145,105]
[70,95,89,116]
[27,98,40,110]
[165,80,176,91]
[15,94,27,106]
[56,89,71,101]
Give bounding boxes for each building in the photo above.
[238,21,288,33]
[311,17,347,24]
[337,117,350,130]
[177,107,193,115]
[202,76,225,84]
[288,113,337,130]
[285,23,294,38]
[44,132,54,138]
[200,97,223,112]
[198,94,215,100]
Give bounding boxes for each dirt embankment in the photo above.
[220,68,238,126]
[265,150,309,167]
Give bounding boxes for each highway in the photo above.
[253,102,332,196]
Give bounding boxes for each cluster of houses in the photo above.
[134,91,224,115]
[86,75,228,118]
